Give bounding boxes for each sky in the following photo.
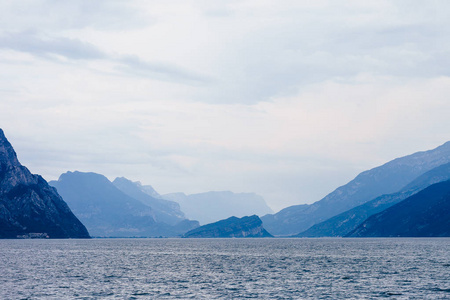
[1,1,449,212]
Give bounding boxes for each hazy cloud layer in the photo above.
[0,0,151,31]
[1,1,449,210]
[116,55,211,84]
[0,31,209,84]
[0,32,105,60]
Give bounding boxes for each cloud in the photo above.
[116,55,212,85]
[3,1,450,104]
[0,31,211,84]
[184,1,450,104]
[1,1,449,210]
[0,31,105,60]
[2,75,449,210]
[0,0,151,31]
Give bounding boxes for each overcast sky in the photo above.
[1,1,449,211]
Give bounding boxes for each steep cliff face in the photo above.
[183,215,273,238]
[0,129,90,238]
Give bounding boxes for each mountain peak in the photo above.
[58,171,112,186]
[0,130,90,238]
[0,128,20,166]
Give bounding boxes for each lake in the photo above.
[1,238,449,299]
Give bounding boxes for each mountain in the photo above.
[50,172,198,237]
[297,162,450,237]
[161,191,273,225]
[262,141,450,236]
[347,180,450,237]
[137,183,161,198]
[183,215,273,238]
[112,177,185,225]
[0,129,89,239]
[260,204,310,236]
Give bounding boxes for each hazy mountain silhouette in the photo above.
[162,191,273,225]
[262,141,450,236]
[0,129,89,239]
[347,180,450,237]
[50,172,198,237]
[113,177,185,225]
[136,182,161,198]
[297,162,450,237]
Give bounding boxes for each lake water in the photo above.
[1,238,449,299]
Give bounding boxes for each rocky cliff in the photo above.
[0,129,90,238]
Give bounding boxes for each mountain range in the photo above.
[297,162,450,237]
[348,179,450,237]
[262,141,450,236]
[161,191,273,225]
[2,125,449,239]
[49,172,198,237]
[112,177,185,225]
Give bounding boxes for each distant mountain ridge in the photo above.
[136,182,161,198]
[183,215,273,238]
[5,123,448,239]
[113,177,185,225]
[348,180,450,237]
[0,129,89,239]
[161,191,273,225]
[297,162,450,237]
[50,172,198,237]
[262,141,450,236]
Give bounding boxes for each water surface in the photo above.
[1,238,449,299]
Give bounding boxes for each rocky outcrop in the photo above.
[0,129,90,239]
[183,215,273,238]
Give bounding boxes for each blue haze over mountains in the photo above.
[1,125,450,239]
[112,177,185,226]
[262,141,450,236]
[49,172,199,237]
[348,179,450,237]
[44,141,450,238]
[49,172,274,237]
[297,162,450,237]
[161,191,273,225]
[50,171,271,237]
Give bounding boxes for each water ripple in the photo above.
[0,238,449,299]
